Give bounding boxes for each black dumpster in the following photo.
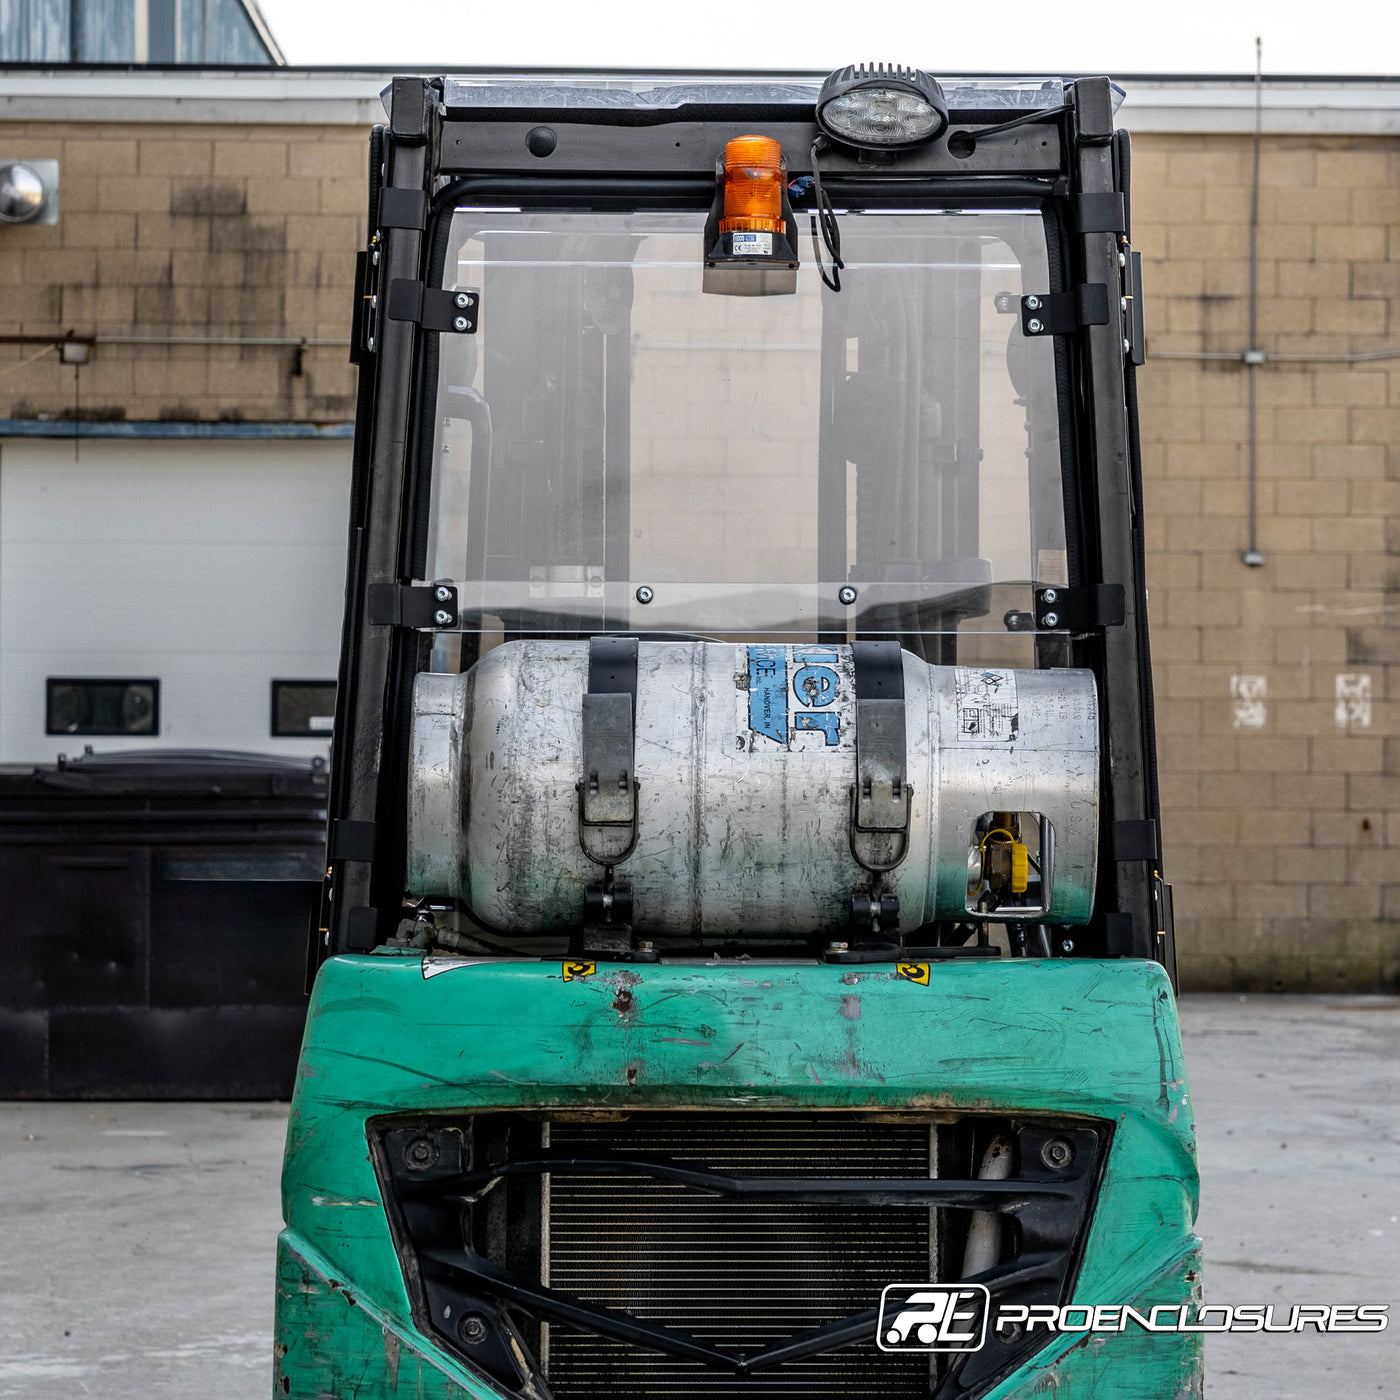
[0,750,326,1098]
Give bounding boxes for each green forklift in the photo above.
[276,66,1200,1400]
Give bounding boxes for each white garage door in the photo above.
[0,435,352,764]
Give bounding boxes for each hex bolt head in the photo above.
[454,292,471,309]
[1027,318,1044,334]
[403,1135,440,1172]
[366,337,375,353]
[1025,295,1042,310]
[1041,588,1057,604]
[457,1313,489,1346]
[434,585,452,602]
[1042,611,1059,628]
[452,315,469,333]
[635,585,654,605]
[1060,938,1075,955]
[434,609,453,626]
[1040,1137,1074,1171]
[838,585,857,606]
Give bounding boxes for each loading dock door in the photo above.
[0,435,351,764]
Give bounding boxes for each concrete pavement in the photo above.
[1,994,1396,1398]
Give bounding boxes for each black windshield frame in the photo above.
[317,74,1169,983]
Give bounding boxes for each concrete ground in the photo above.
[0,994,1396,1399]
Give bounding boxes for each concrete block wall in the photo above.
[0,102,1395,989]
[1133,132,1400,991]
[0,121,364,423]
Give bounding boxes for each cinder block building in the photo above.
[0,72,374,762]
[1125,80,1400,990]
[0,69,1395,989]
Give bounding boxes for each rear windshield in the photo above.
[426,206,1067,651]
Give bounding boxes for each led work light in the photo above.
[815,63,949,150]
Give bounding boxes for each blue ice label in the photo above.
[747,645,789,744]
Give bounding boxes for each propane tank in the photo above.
[407,640,1099,936]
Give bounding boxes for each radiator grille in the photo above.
[544,1113,935,1399]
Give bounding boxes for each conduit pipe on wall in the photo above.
[1146,40,1400,565]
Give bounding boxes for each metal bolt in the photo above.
[635,585,654,605]
[838,585,857,606]
[1026,318,1043,335]
[454,291,471,309]
[403,1135,439,1172]
[372,249,380,265]
[1120,297,1128,311]
[434,609,453,626]
[1025,295,1042,310]
[1041,588,1057,604]
[1040,1137,1074,1171]
[1060,938,1075,955]
[434,585,452,602]
[1042,611,1058,628]
[366,337,375,353]
[457,1313,489,1346]
[1123,338,1132,353]
[452,315,469,333]
[1118,250,1127,268]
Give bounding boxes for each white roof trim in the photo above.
[0,69,1397,132]
[1119,79,1400,135]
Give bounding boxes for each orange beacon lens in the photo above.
[719,135,785,234]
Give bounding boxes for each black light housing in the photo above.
[816,63,949,150]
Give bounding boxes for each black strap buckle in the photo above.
[578,637,640,866]
[849,641,912,880]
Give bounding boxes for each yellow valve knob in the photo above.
[1010,842,1029,895]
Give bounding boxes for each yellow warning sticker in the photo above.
[896,962,930,986]
[562,960,597,982]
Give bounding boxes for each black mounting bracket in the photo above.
[1021,285,1110,337]
[376,187,428,231]
[1122,246,1146,365]
[367,581,458,628]
[1073,191,1126,234]
[1034,584,1125,631]
[386,280,480,334]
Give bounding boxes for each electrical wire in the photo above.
[0,343,56,381]
[808,137,844,293]
[1152,346,1400,364]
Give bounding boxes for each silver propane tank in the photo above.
[407,640,1099,936]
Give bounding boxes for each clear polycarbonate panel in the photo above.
[432,74,1068,114]
[426,208,1069,644]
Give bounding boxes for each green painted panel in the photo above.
[278,953,1201,1397]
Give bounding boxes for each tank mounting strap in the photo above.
[578,636,640,865]
[849,641,912,875]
